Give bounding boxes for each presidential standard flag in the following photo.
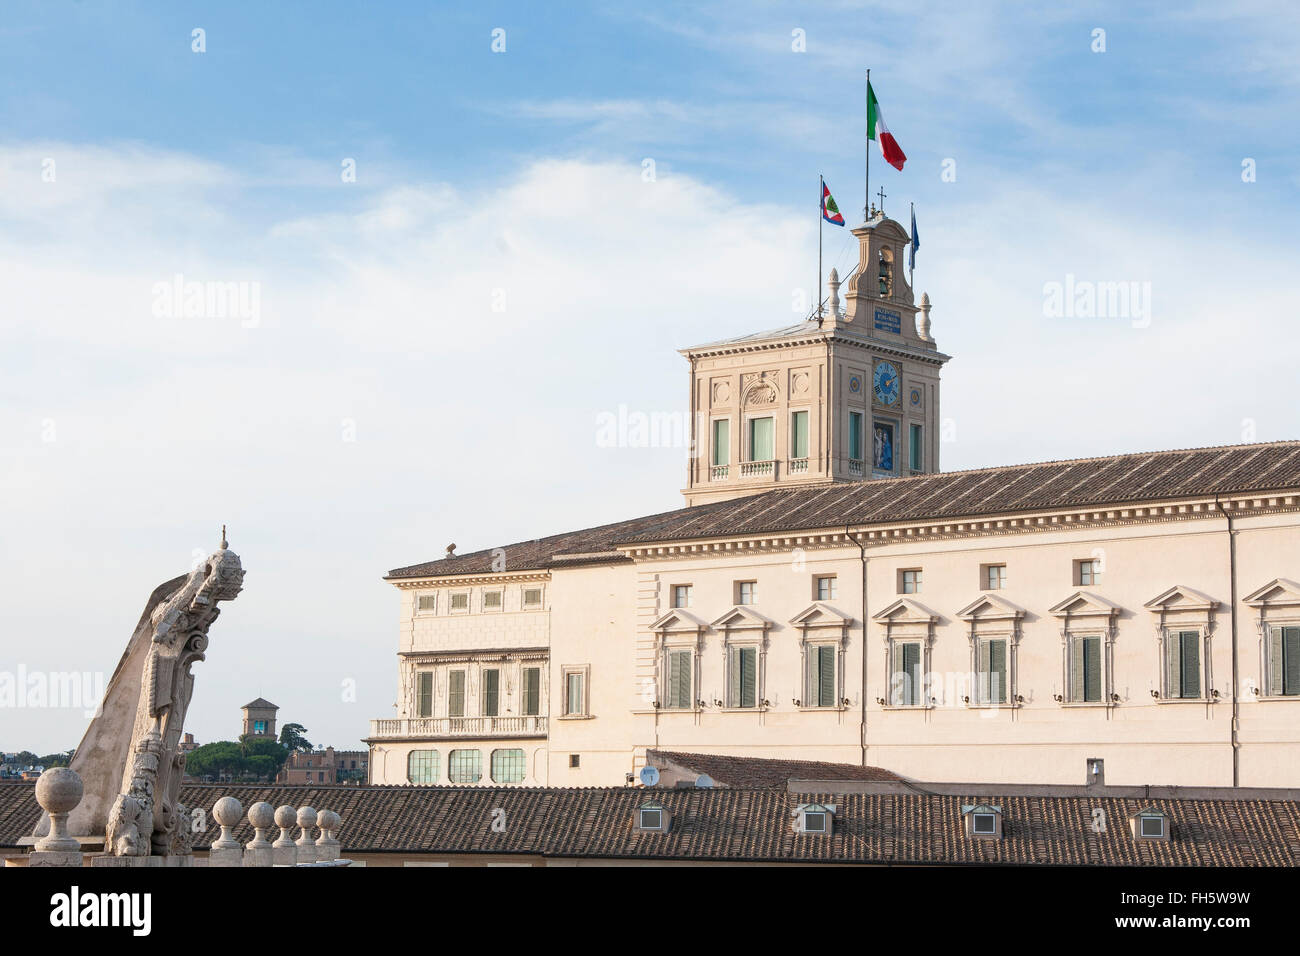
[822,182,845,225]
[909,205,919,271]
[867,81,907,171]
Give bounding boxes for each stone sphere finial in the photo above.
[249,801,275,830]
[34,767,83,852]
[273,804,297,847]
[296,806,317,829]
[212,796,243,849]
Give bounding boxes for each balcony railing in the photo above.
[710,464,729,480]
[848,458,864,476]
[740,460,774,478]
[368,716,548,739]
[787,458,809,475]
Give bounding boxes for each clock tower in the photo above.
[682,211,951,506]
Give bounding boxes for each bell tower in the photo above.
[681,210,951,506]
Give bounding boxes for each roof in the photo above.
[647,749,900,789]
[684,319,824,350]
[3,780,1297,865]
[241,698,278,710]
[388,440,1300,578]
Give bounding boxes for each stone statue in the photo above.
[34,531,244,862]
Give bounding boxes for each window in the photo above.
[448,669,466,717]
[737,580,757,605]
[407,750,439,785]
[892,641,922,706]
[490,748,525,783]
[815,575,837,601]
[1130,809,1169,841]
[665,649,693,709]
[253,720,266,734]
[482,590,503,611]
[1163,630,1201,699]
[982,564,1007,590]
[564,669,586,716]
[803,810,827,832]
[672,584,692,608]
[1067,634,1103,702]
[790,410,809,459]
[1140,816,1164,838]
[972,813,997,835]
[482,668,500,716]
[878,247,893,296]
[1267,626,1300,696]
[522,667,541,716]
[569,754,580,768]
[900,569,922,594]
[728,645,758,708]
[417,593,436,612]
[712,418,730,467]
[794,803,834,834]
[909,423,923,471]
[748,416,774,462]
[450,591,469,611]
[975,639,1008,705]
[805,644,837,708]
[416,670,433,718]
[849,412,863,462]
[1075,559,1101,586]
[522,587,542,609]
[963,804,1003,839]
[638,806,665,830]
[448,749,482,784]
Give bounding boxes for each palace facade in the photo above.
[366,213,1300,789]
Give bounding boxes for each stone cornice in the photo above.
[388,571,551,589]
[680,330,948,367]
[618,492,1300,562]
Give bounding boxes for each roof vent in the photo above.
[445,543,457,558]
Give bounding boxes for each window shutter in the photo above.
[449,671,466,717]
[523,668,540,716]
[818,645,835,707]
[740,647,757,707]
[1069,636,1085,702]
[1285,627,1300,697]
[989,639,1007,704]
[417,671,433,718]
[1179,631,1200,698]
[1164,631,1181,698]
[483,669,500,716]
[1269,626,1285,696]
[729,647,741,706]
[669,650,691,708]
[1083,636,1102,702]
[902,642,921,706]
[977,639,991,703]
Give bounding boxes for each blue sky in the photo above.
[2,1,1298,753]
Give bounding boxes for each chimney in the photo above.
[445,543,457,558]
[1085,758,1105,787]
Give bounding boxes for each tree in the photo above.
[185,740,289,782]
[37,751,73,768]
[279,723,312,753]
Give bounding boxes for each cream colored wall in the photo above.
[369,739,547,786]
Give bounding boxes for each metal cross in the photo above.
[877,186,887,216]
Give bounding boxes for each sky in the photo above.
[1,1,1298,754]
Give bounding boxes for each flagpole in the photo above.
[818,174,823,321]
[864,68,871,222]
[909,200,915,288]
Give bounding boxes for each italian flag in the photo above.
[867,81,907,171]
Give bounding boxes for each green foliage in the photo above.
[185,739,289,782]
[278,723,312,753]
[37,752,73,767]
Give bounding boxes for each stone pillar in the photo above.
[295,806,317,864]
[315,809,340,862]
[243,802,275,867]
[272,805,297,866]
[30,768,85,867]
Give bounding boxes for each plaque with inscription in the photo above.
[873,308,902,334]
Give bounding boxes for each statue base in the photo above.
[91,854,194,868]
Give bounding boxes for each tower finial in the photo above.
[220,524,228,550]
[828,267,841,318]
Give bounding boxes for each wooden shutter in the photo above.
[482,669,500,716]
[740,647,757,707]
[669,650,691,708]
[1285,627,1300,697]
[902,642,921,706]
[988,639,1007,704]
[818,645,836,707]
[1069,636,1085,702]
[1164,630,1181,698]
[416,671,433,718]
[1083,636,1102,702]
[729,647,742,706]
[448,670,466,717]
[1179,631,1200,698]
[1269,626,1285,696]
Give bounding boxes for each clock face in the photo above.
[873,362,900,406]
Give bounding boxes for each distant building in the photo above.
[180,732,199,753]
[278,746,369,785]
[241,698,279,740]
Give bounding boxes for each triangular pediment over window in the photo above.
[872,598,938,624]
[649,609,709,633]
[1243,578,1300,609]
[710,606,772,630]
[789,602,854,629]
[1143,585,1218,614]
[956,594,1026,623]
[1048,591,1120,620]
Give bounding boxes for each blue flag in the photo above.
[909,206,919,271]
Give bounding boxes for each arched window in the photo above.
[878,247,894,296]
